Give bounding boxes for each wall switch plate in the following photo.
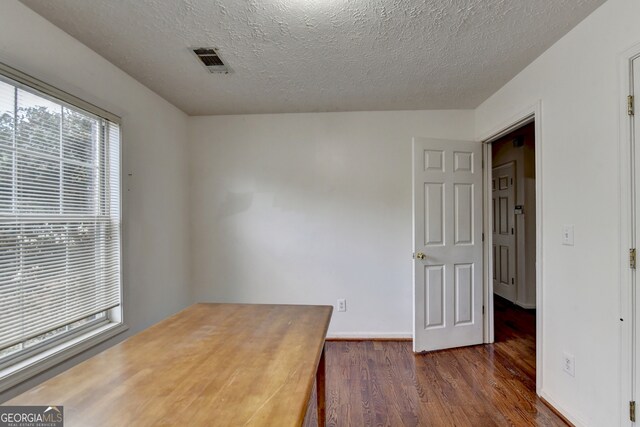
[337,299,347,312]
[562,225,574,246]
[562,352,575,377]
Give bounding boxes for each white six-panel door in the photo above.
[413,138,484,352]
[492,162,517,303]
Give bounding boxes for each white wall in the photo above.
[188,111,474,337]
[476,0,637,424]
[0,1,191,401]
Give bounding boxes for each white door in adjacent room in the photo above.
[492,162,517,303]
[413,138,484,352]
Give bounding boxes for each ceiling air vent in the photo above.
[192,47,230,74]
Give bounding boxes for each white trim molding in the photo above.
[326,332,412,340]
[515,302,537,310]
[540,390,587,427]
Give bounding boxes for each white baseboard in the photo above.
[515,301,536,309]
[326,332,412,340]
[540,390,586,426]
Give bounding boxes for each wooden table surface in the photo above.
[8,303,333,427]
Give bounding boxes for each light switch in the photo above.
[562,225,574,246]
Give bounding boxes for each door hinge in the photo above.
[631,248,637,269]
[482,233,485,242]
[629,95,635,116]
[482,305,485,315]
[631,401,636,422]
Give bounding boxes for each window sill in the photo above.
[0,322,128,394]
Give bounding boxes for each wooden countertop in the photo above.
[7,303,333,426]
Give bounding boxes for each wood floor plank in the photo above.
[306,296,568,426]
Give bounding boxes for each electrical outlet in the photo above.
[562,352,575,377]
[337,299,347,312]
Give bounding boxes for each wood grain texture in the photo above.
[8,303,332,427]
[304,296,567,426]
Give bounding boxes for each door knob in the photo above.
[416,252,426,260]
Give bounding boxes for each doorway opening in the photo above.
[488,120,538,386]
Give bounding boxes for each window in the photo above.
[0,65,123,381]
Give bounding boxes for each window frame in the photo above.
[0,62,127,394]
[0,313,109,371]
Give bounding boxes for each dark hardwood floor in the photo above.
[305,296,566,426]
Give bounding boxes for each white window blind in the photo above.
[0,74,121,356]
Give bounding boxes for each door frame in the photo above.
[479,101,543,395]
[618,42,640,427]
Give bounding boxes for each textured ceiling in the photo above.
[20,0,606,115]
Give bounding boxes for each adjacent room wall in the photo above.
[188,110,475,337]
[0,1,191,401]
[476,0,636,424]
